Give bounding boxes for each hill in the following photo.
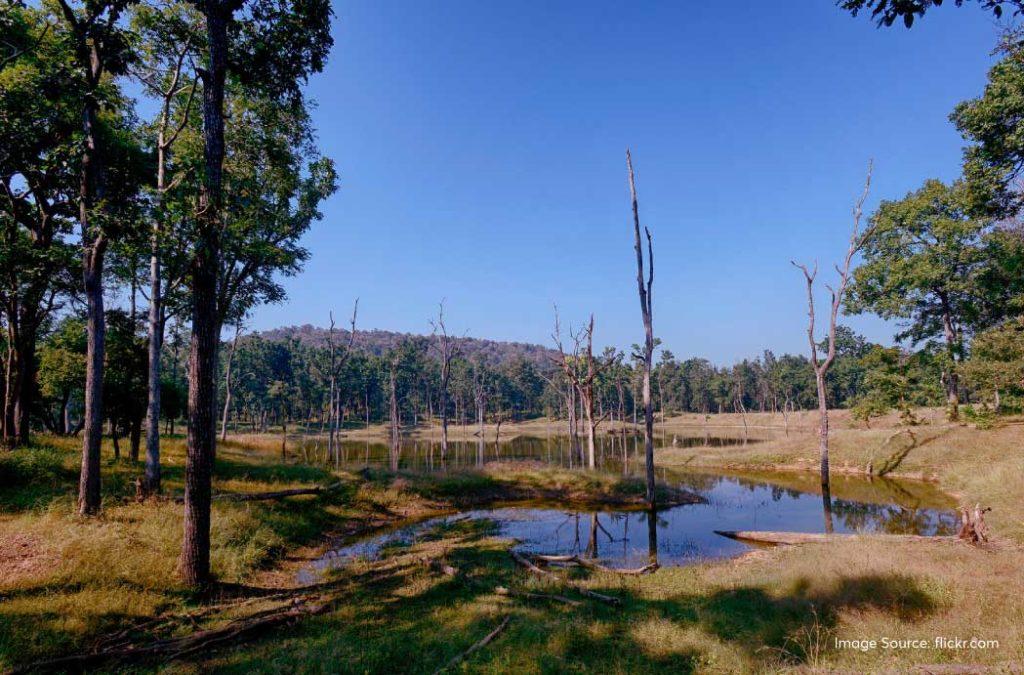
[254,324,559,368]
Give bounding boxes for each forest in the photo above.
[3,0,1024,673]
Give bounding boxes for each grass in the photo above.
[2,411,1023,672]
[0,433,692,670]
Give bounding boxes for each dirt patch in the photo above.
[0,533,57,586]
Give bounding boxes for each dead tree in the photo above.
[792,160,874,533]
[472,359,488,465]
[388,352,400,470]
[219,322,242,442]
[627,149,657,506]
[430,301,458,460]
[552,310,604,469]
[325,301,358,462]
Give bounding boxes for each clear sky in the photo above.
[248,0,1003,364]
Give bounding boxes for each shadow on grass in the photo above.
[199,523,939,674]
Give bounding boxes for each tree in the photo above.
[0,5,80,446]
[50,0,144,515]
[430,302,457,459]
[840,0,1023,28]
[963,317,1024,409]
[793,162,874,532]
[627,150,657,507]
[846,179,991,420]
[178,0,333,586]
[132,0,200,494]
[103,309,148,461]
[37,317,87,435]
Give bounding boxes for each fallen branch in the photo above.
[714,530,955,546]
[530,553,658,576]
[172,483,343,504]
[494,585,581,606]
[433,615,511,675]
[509,551,620,606]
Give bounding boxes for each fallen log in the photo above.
[432,615,511,675]
[713,530,955,546]
[510,551,621,606]
[494,585,582,607]
[172,482,343,504]
[530,553,658,576]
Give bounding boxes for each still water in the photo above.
[312,430,764,473]
[298,461,958,583]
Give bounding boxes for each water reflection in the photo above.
[300,432,766,473]
[297,472,957,583]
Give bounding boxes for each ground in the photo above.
[0,410,1022,673]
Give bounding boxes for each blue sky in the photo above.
[249,0,1003,364]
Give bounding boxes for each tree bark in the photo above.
[180,1,229,588]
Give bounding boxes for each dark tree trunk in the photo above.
[180,2,229,589]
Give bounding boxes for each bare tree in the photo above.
[388,352,400,470]
[325,301,358,462]
[627,149,656,506]
[792,160,874,532]
[552,311,605,469]
[472,359,488,465]
[219,322,242,442]
[430,301,458,460]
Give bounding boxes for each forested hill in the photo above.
[254,325,559,368]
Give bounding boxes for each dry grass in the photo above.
[3,410,1024,672]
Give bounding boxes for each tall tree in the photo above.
[0,5,80,446]
[132,0,200,493]
[178,0,332,586]
[627,150,656,506]
[846,179,990,420]
[793,162,873,531]
[51,0,140,515]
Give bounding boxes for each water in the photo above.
[297,469,958,583]
[303,429,767,473]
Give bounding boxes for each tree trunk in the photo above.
[815,371,833,533]
[220,324,239,442]
[180,1,229,589]
[144,262,163,492]
[129,417,142,463]
[78,219,106,515]
[627,150,656,507]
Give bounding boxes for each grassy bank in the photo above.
[2,412,1023,672]
[0,434,692,669]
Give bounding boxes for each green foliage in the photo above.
[964,317,1024,407]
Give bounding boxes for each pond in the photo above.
[316,430,769,473]
[297,468,958,584]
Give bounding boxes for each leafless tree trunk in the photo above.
[627,150,657,506]
[220,322,241,442]
[551,311,604,469]
[792,161,873,534]
[389,354,400,470]
[430,301,458,460]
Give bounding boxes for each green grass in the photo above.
[2,418,1023,673]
